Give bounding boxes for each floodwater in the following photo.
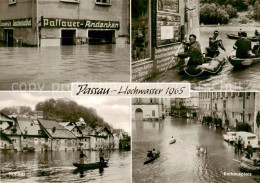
[0,150,130,183]
[132,116,260,183]
[151,26,260,91]
[0,44,130,90]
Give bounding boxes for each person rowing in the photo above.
[175,34,203,67]
[205,30,226,58]
[80,150,87,164]
[233,32,254,59]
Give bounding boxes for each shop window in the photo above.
[132,0,151,61]
[96,0,111,5]
[9,0,16,5]
[60,0,80,3]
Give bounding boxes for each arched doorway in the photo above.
[135,108,143,121]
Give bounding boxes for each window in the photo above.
[132,0,151,62]
[41,138,45,143]
[96,0,111,5]
[240,113,243,120]
[248,114,251,121]
[60,0,80,3]
[223,100,226,108]
[152,110,155,116]
[247,92,251,99]
[35,138,38,143]
[215,103,217,110]
[12,139,16,143]
[232,112,234,118]
[9,0,16,5]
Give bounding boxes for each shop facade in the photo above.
[0,0,129,47]
[132,0,200,82]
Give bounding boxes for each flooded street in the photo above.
[132,116,260,183]
[1,150,130,183]
[0,44,130,90]
[151,26,260,91]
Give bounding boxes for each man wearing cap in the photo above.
[205,30,226,58]
[234,32,253,58]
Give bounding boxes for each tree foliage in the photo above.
[1,106,32,115]
[36,98,111,129]
[236,122,252,132]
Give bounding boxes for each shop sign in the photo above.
[41,17,120,30]
[0,18,32,28]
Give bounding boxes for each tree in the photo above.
[236,122,252,132]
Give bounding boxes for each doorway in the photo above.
[61,30,76,45]
[88,30,115,44]
[135,108,143,121]
[4,29,14,47]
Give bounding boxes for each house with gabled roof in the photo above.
[0,112,15,131]
[95,126,114,150]
[38,119,77,151]
[16,117,48,151]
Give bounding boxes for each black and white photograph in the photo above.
[0,92,131,183]
[132,93,260,183]
[132,0,260,90]
[0,0,130,90]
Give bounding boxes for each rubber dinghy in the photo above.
[179,57,226,77]
[144,151,160,165]
[240,162,260,174]
[226,34,258,42]
[228,55,260,68]
[73,161,108,169]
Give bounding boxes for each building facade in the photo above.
[0,0,129,47]
[132,0,200,81]
[132,98,163,121]
[199,92,260,138]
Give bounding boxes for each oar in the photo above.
[161,43,183,76]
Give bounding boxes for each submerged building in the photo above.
[0,0,130,47]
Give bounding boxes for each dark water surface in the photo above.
[132,116,260,183]
[0,44,130,90]
[151,26,260,91]
[1,150,130,183]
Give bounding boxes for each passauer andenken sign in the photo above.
[41,17,120,29]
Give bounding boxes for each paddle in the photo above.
[161,43,183,76]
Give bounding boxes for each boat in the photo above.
[73,161,108,169]
[240,162,260,174]
[228,55,260,68]
[144,151,160,165]
[169,139,176,144]
[226,34,258,42]
[179,57,226,77]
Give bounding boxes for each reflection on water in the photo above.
[132,116,259,183]
[152,26,260,90]
[1,150,130,183]
[0,44,130,90]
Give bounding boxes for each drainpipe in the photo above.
[36,0,39,47]
[243,93,245,123]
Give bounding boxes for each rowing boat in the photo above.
[144,151,160,165]
[179,57,226,77]
[73,161,108,169]
[169,139,176,144]
[228,55,260,68]
[226,34,258,42]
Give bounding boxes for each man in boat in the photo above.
[80,150,87,164]
[176,34,203,67]
[253,36,260,56]
[205,30,226,58]
[234,32,253,59]
[152,148,157,157]
[99,149,105,163]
